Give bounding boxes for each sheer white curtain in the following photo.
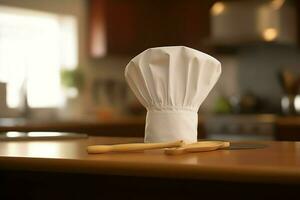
[0,6,78,108]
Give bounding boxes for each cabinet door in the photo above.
[134,0,212,49]
[173,1,211,49]
[89,0,140,56]
[89,0,106,57]
[89,0,213,57]
[106,0,139,54]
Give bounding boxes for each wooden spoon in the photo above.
[87,140,185,154]
[165,141,230,155]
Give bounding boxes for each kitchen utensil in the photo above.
[87,140,230,155]
[165,141,230,155]
[87,140,184,154]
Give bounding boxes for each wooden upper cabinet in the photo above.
[106,0,139,54]
[89,0,106,57]
[89,0,213,57]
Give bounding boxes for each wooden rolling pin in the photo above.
[87,140,185,154]
[165,141,230,155]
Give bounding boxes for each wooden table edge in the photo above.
[1,156,300,185]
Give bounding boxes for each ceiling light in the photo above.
[262,28,278,41]
[271,0,285,10]
[211,2,225,16]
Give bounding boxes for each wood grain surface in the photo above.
[0,136,300,184]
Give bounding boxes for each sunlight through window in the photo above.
[0,6,78,108]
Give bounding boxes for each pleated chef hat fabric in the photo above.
[125,46,221,143]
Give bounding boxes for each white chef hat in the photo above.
[125,46,221,143]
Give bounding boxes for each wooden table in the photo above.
[0,136,300,199]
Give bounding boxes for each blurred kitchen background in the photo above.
[0,0,300,141]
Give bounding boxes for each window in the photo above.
[0,6,78,108]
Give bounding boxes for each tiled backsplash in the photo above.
[237,44,300,112]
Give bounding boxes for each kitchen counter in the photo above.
[275,116,300,140]
[0,136,300,183]
[1,114,300,140]
[0,117,148,138]
[0,116,206,138]
[1,136,300,199]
